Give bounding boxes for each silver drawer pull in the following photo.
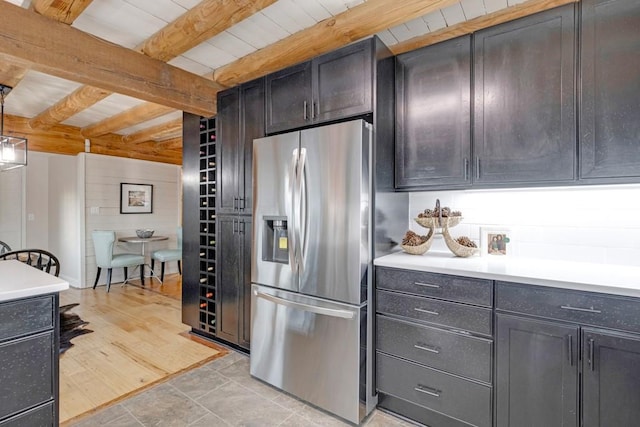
[414,343,440,354]
[414,282,440,289]
[414,307,439,316]
[560,305,602,314]
[415,385,441,397]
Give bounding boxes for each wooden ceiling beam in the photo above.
[390,0,579,55]
[2,0,90,102]
[122,118,183,144]
[31,0,94,24]
[0,2,221,117]
[0,61,29,89]
[213,0,459,87]
[81,103,175,137]
[136,0,277,62]
[29,85,111,130]
[3,113,180,164]
[30,0,276,134]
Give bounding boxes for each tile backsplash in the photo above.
[409,184,640,266]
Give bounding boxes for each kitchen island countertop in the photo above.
[375,251,640,298]
[0,260,69,302]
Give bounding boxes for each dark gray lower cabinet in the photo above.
[216,215,251,350]
[582,328,640,426]
[376,267,493,427]
[495,313,579,427]
[0,294,58,426]
[496,281,640,427]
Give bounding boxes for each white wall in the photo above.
[0,167,25,250]
[409,185,640,266]
[81,153,182,288]
[24,152,81,286]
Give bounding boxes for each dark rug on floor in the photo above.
[60,303,94,354]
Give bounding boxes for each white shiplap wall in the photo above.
[82,153,182,288]
[409,185,640,266]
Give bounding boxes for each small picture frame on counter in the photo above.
[480,227,513,256]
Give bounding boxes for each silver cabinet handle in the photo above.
[414,307,439,316]
[414,282,440,289]
[567,334,573,366]
[560,305,602,314]
[414,343,440,354]
[475,157,480,180]
[588,338,595,371]
[254,290,355,319]
[414,385,441,397]
[464,158,469,181]
[303,101,308,121]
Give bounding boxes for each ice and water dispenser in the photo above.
[262,217,289,264]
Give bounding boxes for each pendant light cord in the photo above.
[0,88,4,136]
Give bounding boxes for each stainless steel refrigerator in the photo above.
[251,119,376,424]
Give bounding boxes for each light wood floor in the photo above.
[59,274,226,425]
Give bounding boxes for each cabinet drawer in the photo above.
[377,290,492,337]
[0,402,54,426]
[377,315,492,384]
[376,267,493,307]
[0,296,54,342]
[377,352,492,427]
[0,332,55,421]
[496,281,640,334]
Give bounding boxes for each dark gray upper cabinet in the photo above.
[582,328,640,426]
[265,61,312,134]
[395,36,471,189]
[217,78,264,215]
[580,0,640,181]
[495,313,579,427]
[312,40,373,123]
[265,37,375,134]
[473,5,576,185]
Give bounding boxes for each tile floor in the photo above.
[70,350,416,426]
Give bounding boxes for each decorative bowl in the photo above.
[401,228,434,255]
[414,216,463,229]
[442,227,478,258]
[136,229,155,238]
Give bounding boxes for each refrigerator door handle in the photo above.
[289,148,299,271]
[253,290,356,320]
[297,147,308,274]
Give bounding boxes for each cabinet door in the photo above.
[265,61,312,134]
[216,216,240,344]
[217,88,240,215]
[473,5,576,185]
[495,313,578,427]
[239,79,264,214]
[238,217,252,350]
[312,39,372,123]
[580,0,640,180]
[582,328,640,426]
[395,36,471,189]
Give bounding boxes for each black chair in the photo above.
[0,249,60,277]
[0,240,11,255]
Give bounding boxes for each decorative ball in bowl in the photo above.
[135,229,155,238]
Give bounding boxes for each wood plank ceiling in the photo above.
[0,0,577,165]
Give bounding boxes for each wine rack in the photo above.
[198,117,217,334]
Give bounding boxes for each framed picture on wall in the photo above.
[480,227,513,256]
[120,183,153,214]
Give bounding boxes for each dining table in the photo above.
[118,235,168,284]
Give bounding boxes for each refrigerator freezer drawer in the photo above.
[250,284,364,424]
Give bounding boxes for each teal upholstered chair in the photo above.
[151,227,182,283]
[92,230,145,292]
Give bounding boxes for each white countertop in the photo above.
[375,251,640,298]
[0,260,69,302]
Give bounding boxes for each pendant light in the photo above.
[0,84,27,172]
